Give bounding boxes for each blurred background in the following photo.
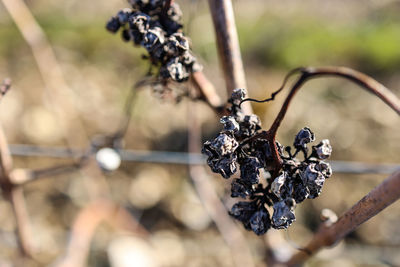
[0,0,400,266]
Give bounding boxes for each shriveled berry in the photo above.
[238,114,261,137]
[130,12,150,33]
[294,127,315,149]
[272,198,296,229]
[229,201,257,223]
[271,172,289,199]
[230,88,246,106]
[301,163,325,199]
[121,29,131,42]
[106,17,121,33]
[210,133,238,156]
[290,175,309,203]
[220,116,240,133]
[160,57,188,82]
[231,178,252,198]
[313,139,332,160]
[240,156,262,184]
[117,9,131,24]
[316,161,332,178]
[142,27,164,51]
[216,155,238,179]
[249,208,271,235]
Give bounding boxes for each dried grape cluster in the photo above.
[106,0,201,82]
[202,89,333,235]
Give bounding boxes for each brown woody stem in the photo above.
[286,170,400,266]
[208,0,253,115]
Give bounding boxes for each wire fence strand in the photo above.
[9,144,399,174]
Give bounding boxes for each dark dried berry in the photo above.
[301,163,325,199]
[290,176,310,203]
[294,127,315,149]
[210,133,238,156]
[121,29,131,42]
[220,116,240,133]
[313,139,332,160]
[142,27,164,51]
[229,88,246,106]
[315,161,332,179]
[251,139,274,170]
[271,172,289,199]
[117,9,131,24]
[106,17,121,33]
[238,114,261,138]
[272,198,296,229]
[215,155,238,179]
[203,140,238,179]
[229,201,257,223]
[249,208,271,235]
[130,12,150,33]
[231,178,253,198]
[240,156,262,184]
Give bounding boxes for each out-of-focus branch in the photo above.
[1,0,88,149]
[0,86,34,256]
[207,0,252,114]
[2,0,113,199]
[54,199,149,267]
[192,71,225,114]
[187,103,255,267]
[8,187,34,257]
[285,170,400,266]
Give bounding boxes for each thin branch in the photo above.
[239,67,304,107]
[207,0,252,115]
[268,66,400,137]
[1,0,89,149]
[285,170,400,266]
[8,187,34,257]
[0,123,34,256]
[191,71,225,114]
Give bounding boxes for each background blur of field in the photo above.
[0,0,400,266]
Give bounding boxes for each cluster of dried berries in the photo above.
[106,0,201,82]
[202,89,333,235]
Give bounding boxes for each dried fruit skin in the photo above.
[294,127,315,149]
[250,208,271,235]
[240,157,262,184]
[314,139,332,160]
[231,178,253,198]
[272,198,296,229]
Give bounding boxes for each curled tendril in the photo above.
[239,67,305,108]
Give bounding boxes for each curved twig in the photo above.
[268,66,400,138]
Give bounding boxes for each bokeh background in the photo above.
[0,0,400,266]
